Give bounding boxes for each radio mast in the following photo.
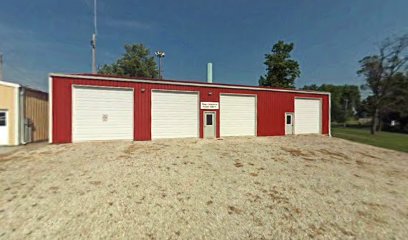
[91,0,97,73]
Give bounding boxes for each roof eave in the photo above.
[49,73,331,96]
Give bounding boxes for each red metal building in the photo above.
[49,73,330,143]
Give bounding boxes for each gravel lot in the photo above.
[1,135,407,239]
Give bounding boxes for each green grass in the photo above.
[332,127,408,153]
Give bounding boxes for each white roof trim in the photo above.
[49,73,330,96]
[0,80,20,88]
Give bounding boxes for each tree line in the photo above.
[258,35,408,133]
[98,34,408,134]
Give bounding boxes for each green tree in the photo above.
[259,41,300,88]
[98,44,158,78]
[357,34,408,134]
[378,72,408,132]
[302,84,361,123]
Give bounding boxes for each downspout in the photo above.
[20,87,26,144]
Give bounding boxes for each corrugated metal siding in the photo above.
[24,89,48,142]
[51,76,330,143]
[257,91,294,136]
[52,79,72,143]
[0,84,17,145]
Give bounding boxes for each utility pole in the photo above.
[91,0,97,73]
[0,53,3,81]
[155,51,165,79]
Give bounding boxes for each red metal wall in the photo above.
[51,76,330,143]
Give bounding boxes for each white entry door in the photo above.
[294,98,321,134]
[285,113,294,135]
[72,86,134,142]
[151,91,199,139]
[220,94,256,136]
[204,112,216,138]
[0,111,8,145]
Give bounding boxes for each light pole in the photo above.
[155,51,165,79]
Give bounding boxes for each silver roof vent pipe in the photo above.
[207,62,213,83]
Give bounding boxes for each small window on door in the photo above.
[206,114,213,125]
[286,115,292,124]
[0,112,6,126]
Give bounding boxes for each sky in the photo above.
[0,0,407,92]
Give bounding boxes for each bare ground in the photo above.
[0,135,407,240]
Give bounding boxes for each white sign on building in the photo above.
[200,102,219,110]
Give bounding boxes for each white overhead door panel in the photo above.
[294,98,321,134]
[73,86,134,142]
[220,95,256,136]
[151,91,199,139]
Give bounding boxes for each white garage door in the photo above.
[73,86,134,142]
[294,98,321,134]
[151,91,199,139]
[220,95,256,136]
